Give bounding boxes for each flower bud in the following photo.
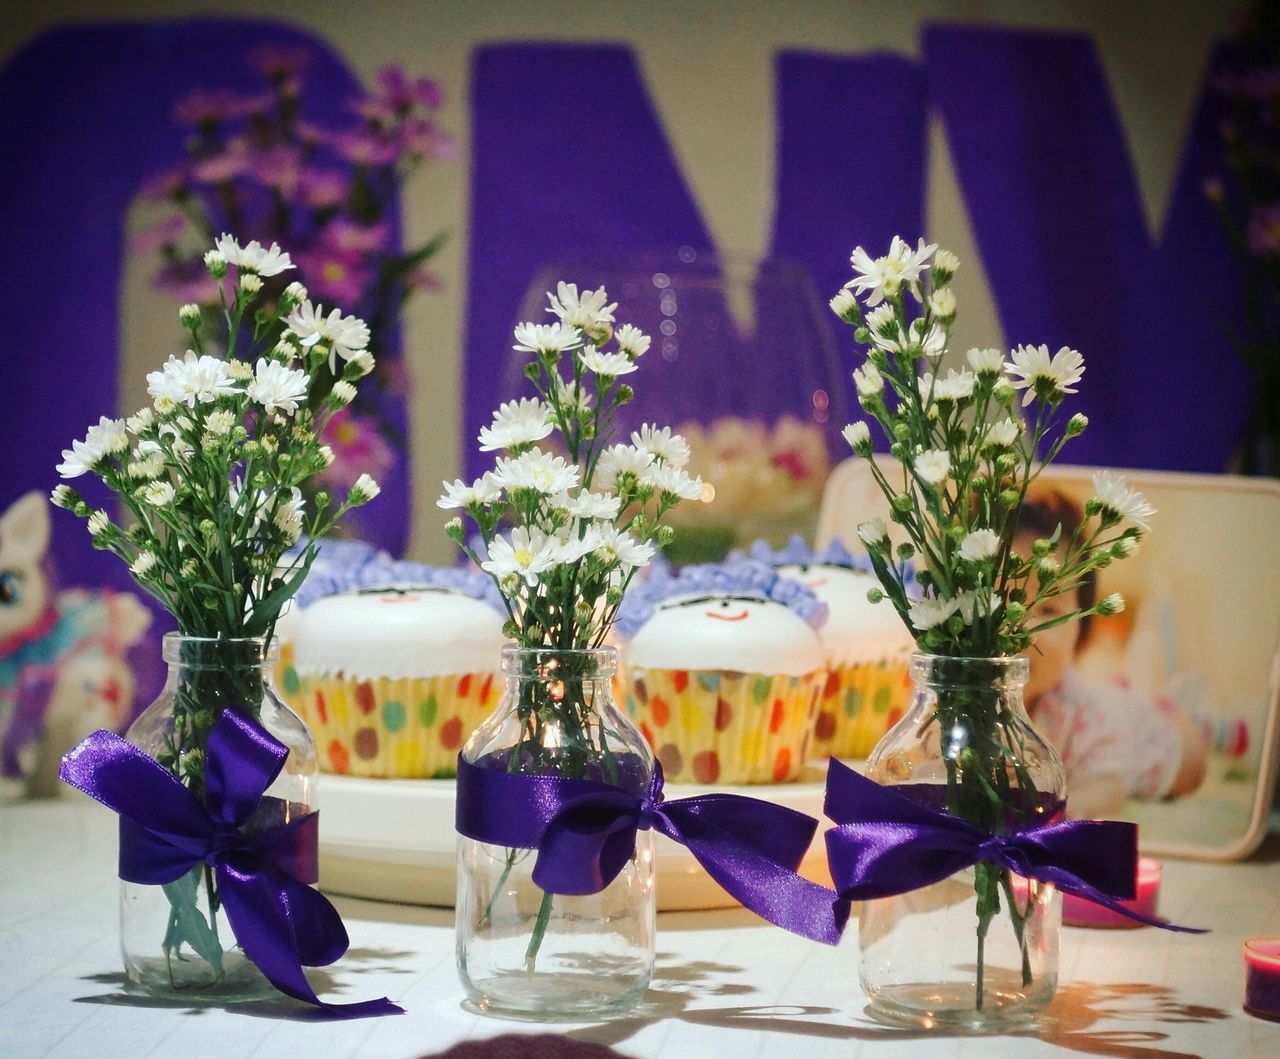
[1066,412,1088,437]
[203,250,227,278]
[866,586,885,604]
[1095,592,1125,617]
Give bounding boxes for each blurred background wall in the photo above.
[2,0,1235,562]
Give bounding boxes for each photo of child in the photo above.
[818,460,1280,858]
[1018,490,1209,819]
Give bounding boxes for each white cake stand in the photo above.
[317,763,837,910]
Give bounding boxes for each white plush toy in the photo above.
[0,491,151,797]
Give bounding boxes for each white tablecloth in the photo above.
[3,796,1280,1057]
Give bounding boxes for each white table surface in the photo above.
[3,795,1280,1058]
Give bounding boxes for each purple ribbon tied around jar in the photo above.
[455,755,848,945]
[823,759,1205,932]
[60,710,402,1016]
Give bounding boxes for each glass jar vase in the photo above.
[120,633,318,999]
[858,654,1067,1031]
[456,645,656,1019]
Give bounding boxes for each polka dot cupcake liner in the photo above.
[808,659,912,761]
[623,666,824,785]
[287,670,501,778]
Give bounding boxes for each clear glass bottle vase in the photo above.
[120,633,318,999]
[858,653,1067,1031]
[456,645,656,1019]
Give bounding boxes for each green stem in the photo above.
[525,890,555,976]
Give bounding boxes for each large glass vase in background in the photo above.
[509,253,848,562]
[120,634,318,998]
[858,654,1066,1031]
[456,646,656,1018]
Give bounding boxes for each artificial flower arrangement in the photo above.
[825,236,1157,1024]
[53,236,393,1013]
[136,47,452,539]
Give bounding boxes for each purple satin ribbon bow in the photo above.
[823,759,1204,933]
[456,755,847,945]
[60,710,402,1016]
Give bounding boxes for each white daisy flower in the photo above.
[579,346,638,377]
[285,301,371,373]
[614,323,651,357]
[246,358,309,415]
[1091,472,1155,530]
[966,347,1005,376]
[482,526,561,585]
[645,462,704,500]
[205,409,236,436]
[844,236,937,306]
[956,589,1002,624]
[829,288,859,321]
[928,287,956,318]
[350,474,380,504]
[545,281,617,330]
[478,397,554,451]
[919,322,947,359]
[593,525,656,570]
[842,421,871,450]
[512,321,582,356]
[630,424,691,468]
[493,449,580,495]
[87,510,111,537]
[239,273,263,295]
[129,551,158,577]
[596,443,655,487]
[865,304,896,334]
[50,485,75,509]
[914,448,951,485]
[853,362,884,398]
[561,490,621,520]
[985,417,1022,449]
[932,368,975,402]
[958,528,1001,562]
[331,380,357,405]
[908,595,959,631]
[126,407,155,433]
[1004,344,1086,406]
[146,351,240,408]
[179,303,201,326]
[1096,592,1125,616]
[933,249,960,276]
[283,281,308,303]
[56,416,125,478]
[438,473,503,509]
[272,487,306,543]
[555,523,605,565]
[144,481,176,507]
[348,351,376,377]
[858,517,888,546]
[214,233,295,277]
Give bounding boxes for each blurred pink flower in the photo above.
[154,258,219,303]
[173,88,268,126]
[130,216,187,255]
[400,118,456,161]
[295,244,372,304]
[325,219,390,253]
[375,65,444,111]
[248,44,313,80]
[334,130,400,167]
[138,164,190,201]
[321,408,396,488]
[299,168,349,208]
[247,144,303,194]
[1249,203,1280,257]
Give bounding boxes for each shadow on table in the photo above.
[71,953,408,1023]
[1034,979,1231,1058]
[557,962,1230,1055]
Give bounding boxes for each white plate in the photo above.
[317,766,835,910]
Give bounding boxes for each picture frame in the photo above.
[816,460,1280,861]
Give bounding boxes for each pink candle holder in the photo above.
[1062,857,1162,928]
[1245,938,1280,1021]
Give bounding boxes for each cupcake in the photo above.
[615,561,827,785]
[272,537,389,697]
[289,563,507,778]
[744,536,914,760]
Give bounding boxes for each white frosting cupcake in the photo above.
[775,563,913,666]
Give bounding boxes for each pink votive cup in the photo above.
[1062,857,1161,928]
[1245,938,1280,1021]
